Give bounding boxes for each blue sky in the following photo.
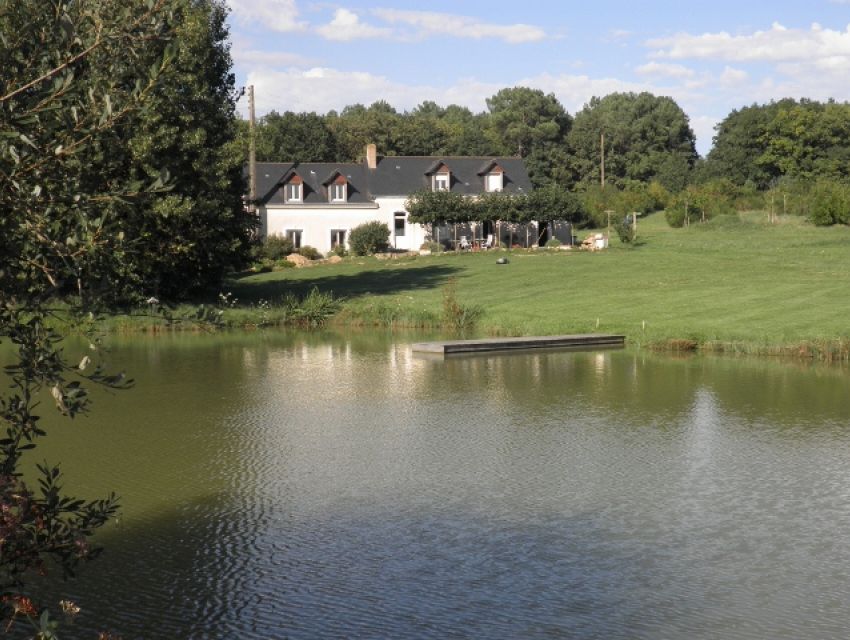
[226,0,850,155]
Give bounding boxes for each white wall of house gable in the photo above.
[261,196,427,254]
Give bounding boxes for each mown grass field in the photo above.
[228,211,850,356]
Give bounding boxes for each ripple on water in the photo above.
[25,344,850,639]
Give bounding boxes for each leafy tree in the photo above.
[406,190,475,225]
[395,102,450,156]
[120,0,252,301]
[486,87,573,188]
[701,101,795,188]
[0,0,241,631]
[331,101,403,161]
[758,100,850,182]
[0,0,172,620]
[568,92,697,189]
[406,188,586,228]
[256,110,338,162]
[440,105,495,156]
[520,187,586,225]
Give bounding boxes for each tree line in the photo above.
[248,89,699,192]
[249,92,850,225]
[252,93,850,194]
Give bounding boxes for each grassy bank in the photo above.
[224,211,850,359]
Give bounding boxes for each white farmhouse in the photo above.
[253,144,535,254]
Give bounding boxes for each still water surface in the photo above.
[27,332,850,639]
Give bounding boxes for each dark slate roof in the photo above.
[255,163,372,205]
[370,156,531,196]
[253,156,532,205]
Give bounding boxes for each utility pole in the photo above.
[248,85,257,214]
[600,132,605,189]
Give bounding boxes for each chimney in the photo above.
[366,143,377,169]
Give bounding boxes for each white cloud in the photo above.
[517,73,659,113]
[371,8,546,43]
[719,66,749,86]
[608,29,633,41]
[635,61,696,78]
[232,48,315,68]
[245,67,452,115]
[647,22,850,62]
[227,0,307,33]
[316,8,392,42]
[689,115,721,153]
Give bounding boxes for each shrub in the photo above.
[579,185,620,227]
[298,245,321,260]
[349,221,390,256]
[330,243,348,258]
[666,182,735,227]
[546,237,562,248]
[665,204,687,228]
[261,235,294,260]
[646,180,671,211]
[253,259,274,273]
[809,180,850,226]
[613,217,635,243]
[420,241,443,253]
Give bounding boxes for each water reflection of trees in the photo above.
[410,348,850,429]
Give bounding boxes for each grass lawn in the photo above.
[229,211,850,355]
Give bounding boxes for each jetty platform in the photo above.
[411,334,625,356]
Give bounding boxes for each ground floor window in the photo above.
[330,229,346,248]
[394,212,406,237]
[286,229,302,249]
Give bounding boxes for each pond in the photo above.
[24,332,850,639]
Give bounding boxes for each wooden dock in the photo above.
[411,334,625,355]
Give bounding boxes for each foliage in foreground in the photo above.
[0,0,245,634]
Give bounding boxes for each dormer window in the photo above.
[485,171,504,192]
[284,175,303,202]
[478,161,505,193]
[433,171,450,192]
[330,182,347,202]
[331,184,348,202]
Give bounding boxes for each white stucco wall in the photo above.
[261,197,428,255]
